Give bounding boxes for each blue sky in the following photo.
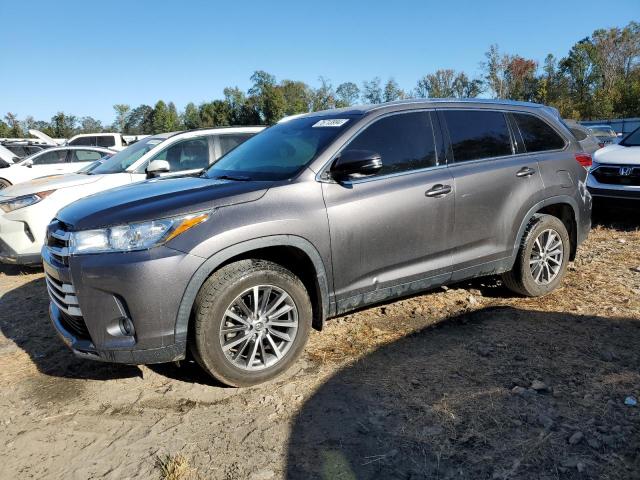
[2,0,638,124]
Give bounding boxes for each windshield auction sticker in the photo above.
[312,119,349,127]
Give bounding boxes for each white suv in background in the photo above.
[0,146,114,189]
[588,126,640,201]
[0,126,263,264]
[67,133,129,151]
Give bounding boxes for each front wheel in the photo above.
[0,178,11,189]
[502,214,570,297]
[191,259,312,387]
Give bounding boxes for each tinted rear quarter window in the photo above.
[345,111,437,175]
[443,110,512,162]
[96,136,116,148]
[514,113,566,152]
[69,136,94,146]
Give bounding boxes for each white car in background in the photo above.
[0,146,114,189]
[0,126,263,264]
[67,133,129,151]
[588,125,640,201]
[0,144,19,167]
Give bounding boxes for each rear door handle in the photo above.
[425,184,452,197]
[516,166,536,177]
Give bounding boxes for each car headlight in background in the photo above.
[68,211,210,255]
[0,190,55,213]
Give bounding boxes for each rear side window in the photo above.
[96,136,116,148]
[514,113,566,152]
[218,134,254,157]
[69,150,105,162]
[443,110,512,162]
[344,111,437,175]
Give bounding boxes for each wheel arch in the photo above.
[174,235,330,347]
[510,196,581,267]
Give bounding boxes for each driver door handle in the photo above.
[516,166,536,177]
[425,184,452,197]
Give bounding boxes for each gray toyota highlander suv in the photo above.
[42,99,592,386]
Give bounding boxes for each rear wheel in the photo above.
[191,259,312,387]
[0,178,11,189]
[502,214,570,297]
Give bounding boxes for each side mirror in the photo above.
[146,159,170,178]
[330,149,382,182]
[23,159,33,168]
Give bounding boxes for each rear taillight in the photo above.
[575,152,592,168]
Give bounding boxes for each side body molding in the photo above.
[174,235,331,346]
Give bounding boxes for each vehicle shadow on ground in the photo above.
[0,275,141,381]
[592,201,640,231]
[287,306,640,479]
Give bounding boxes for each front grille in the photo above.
[45,220,71,265]
[45,220,91,340]
[592,165,640,186]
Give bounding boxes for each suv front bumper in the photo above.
[43,243,205,365]
[587,168,640,200]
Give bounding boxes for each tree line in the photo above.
[1,22,638,139]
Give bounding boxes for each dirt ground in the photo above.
[1,204,639,480]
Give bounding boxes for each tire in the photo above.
[0,178,11,189]
[191,259,312,387]
[502,214,571,297]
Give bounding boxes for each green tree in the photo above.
[4,113,24,137]
[383,78,405,102]
[482,44,510,98]
[50,112,77,138]
[112,104,130,132]
[79,116,103,133]
[167,102,181,131]
[311,77,337,111]
[152,101,170,133]
[335,82,360,107]
[200,100,232,127]
[280,80,312,115]
[0,120,9,138]
[361,77,383,104]
[125,105,154,134]
[182,102,201,129]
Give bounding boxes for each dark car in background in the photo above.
[43,99,592,387]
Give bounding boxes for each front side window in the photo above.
[206,115,359,181]
[443,110,512,162]
[90,136,164,175]
[96,136,116,148]
[342,111,437,175]
[69,149,105,162]
[514,113,566,152]
[150,137,210,172]
[30,150,67,165]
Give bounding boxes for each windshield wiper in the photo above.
[213,174,252,181]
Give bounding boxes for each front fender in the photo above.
[174,235,330,345]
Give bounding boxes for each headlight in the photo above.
[69,211,210,255]
[0,190,55,213]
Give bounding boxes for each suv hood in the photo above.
[593,144,640,165]
[57,176,272,230]
[0,173,105,198]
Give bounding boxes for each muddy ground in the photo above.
[0,204,639,480]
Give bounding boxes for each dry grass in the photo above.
[156,454,199,480]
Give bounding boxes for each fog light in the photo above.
[119,317,135,336]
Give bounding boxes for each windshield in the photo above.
[90,137,164,175]
[205,116,358,181]
[620,126,640,147]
